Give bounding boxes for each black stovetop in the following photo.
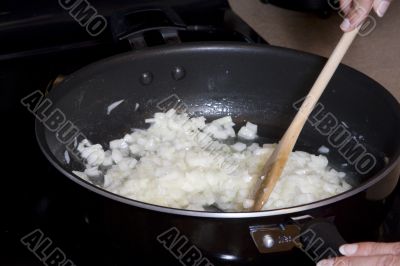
[2,1,400,265]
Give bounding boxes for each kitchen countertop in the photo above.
[229,0,400,102]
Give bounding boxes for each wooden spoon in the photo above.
[251,28,360,211]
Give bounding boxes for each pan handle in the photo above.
[249,218,346,263]
[109,6,186,49]
[297,219,346,262]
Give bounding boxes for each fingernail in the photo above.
[377,1,390,17]
[340,18,351,31]
[339,244,358,256]
[342,1,351,15]
[316,259,334,266]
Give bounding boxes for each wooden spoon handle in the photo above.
[251,28,359,211]
[283,28,360,146]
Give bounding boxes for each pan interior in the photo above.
[37,44,400,212]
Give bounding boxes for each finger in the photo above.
[317,254,400,266]
[373,0,392,17]
[339,242,400,256]
[340,0,353,15]
[340,0,373,31]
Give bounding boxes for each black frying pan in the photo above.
[35,43,400,265]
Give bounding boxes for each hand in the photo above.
[339,0,392,31]
[317,242,400,266]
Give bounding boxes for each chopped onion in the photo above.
[238,122,258,140]
[64,150,70,164]
[74,109,351,211]
[107,99,124,115]
[318,145,330,154]
[231,142,246,152]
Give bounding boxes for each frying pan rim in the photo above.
[35,42,400,218]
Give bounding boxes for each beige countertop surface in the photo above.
[229,0,400,102]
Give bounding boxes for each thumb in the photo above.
[339,242,400,257]
[317,254,400,266]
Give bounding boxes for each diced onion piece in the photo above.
[84,167,101,177]
[238,122,257,140]
[318,145,330,154]
[243,199,254,209]
[64,150,70,164]
[111,149,123,164]
[107,99,124,115]
[231,142,246,152]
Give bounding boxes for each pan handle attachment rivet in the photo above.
[262,234,275,248]
[172,66,186,81]
[140,72,153,85]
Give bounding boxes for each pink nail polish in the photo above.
[316,259,334,266]
[339,244,358,255]
[340,18,351,31]
[377,1,390,17]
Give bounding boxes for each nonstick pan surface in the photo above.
[35,43,400,218]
